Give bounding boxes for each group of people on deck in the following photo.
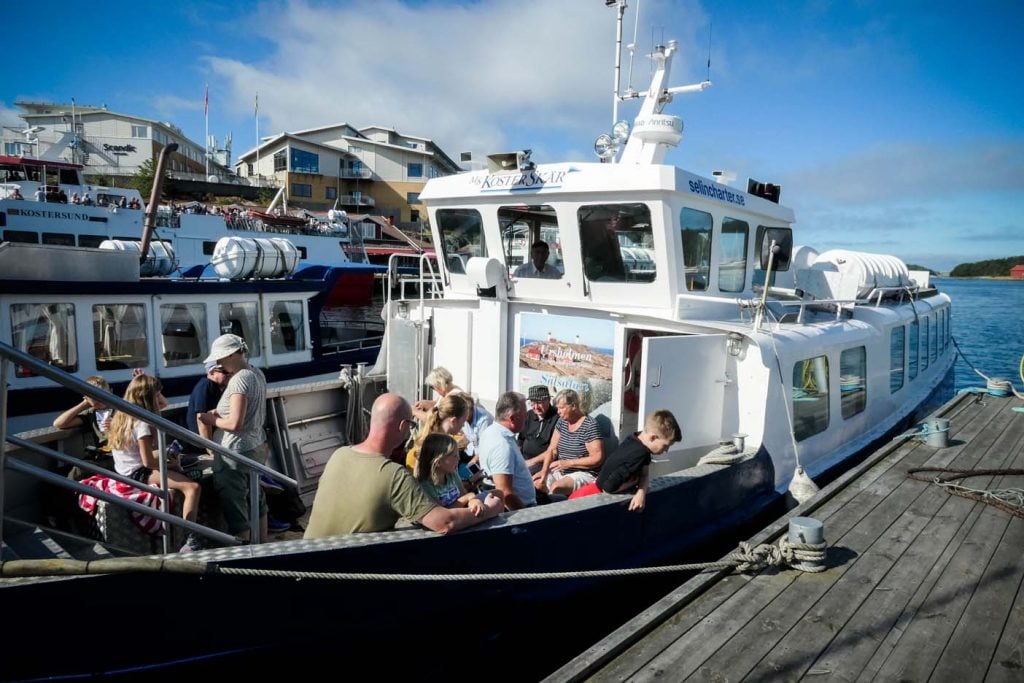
[304,366,682,538]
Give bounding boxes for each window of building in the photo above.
[218,303,261,360]
[680,208,713,291]
[131,125,148,138]
[500,204,562,276]
[578,203,656,283]
[270,300,305,354]
[890,326,905,393]
[793,355,830,440]
[273,150,287,172]
[247,162,254,176]
[908,321,919,380]
[42,233,75,246]
[291,183,312,197]
[437,208,486,275]
[920,317,929,371]
[325,186,337,200]
[408,162,423,178]
[290,148,320,174]
[840,346,867,418]
[93,303,148,370]
[10,303,78,377]
[718,217,749,292]
[406,192,420,205]
[160,303,207,367]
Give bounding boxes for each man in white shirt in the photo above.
[513,241,562,279]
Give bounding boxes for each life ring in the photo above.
[622,332,643,413]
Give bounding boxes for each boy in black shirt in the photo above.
[591,410,681,511]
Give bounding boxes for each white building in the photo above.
[235,122,461,223]
[1,101,232,181]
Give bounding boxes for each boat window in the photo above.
[908,321,919,380]
[3,230,39,244]
[160,303,208,367]
[680,208,712,290]
[920,317,929,371]
[78,234,105,248]
[9,303,78,377]
[436,208,486,275]
[59,168,78,185]
[793,355,829,441]
[270,300,306,353]
[840,347,867,419]
[499,204,562,279]
[42,233,75,246]
[928,313,937,364]
[578,203,655,282]
[889,326,905,393]
[218,303,262,359]
[0,163,29,182]
[718,217,749,292]
[92,304,148,370]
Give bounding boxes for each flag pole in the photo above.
[254,92,260,184]
[204,84,210,177]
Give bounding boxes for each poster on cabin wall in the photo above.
[517,312,615,415]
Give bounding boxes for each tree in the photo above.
[130,158,156,199]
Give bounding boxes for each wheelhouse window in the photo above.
[578,203,655,282]
[500,204,562,278]
[10,303,78,377]
[270,300,306,353]
[793,355,829,441]
[840,346,867,418]
[436,208,486,275]
[718,217,749,292]
[890,326,905,393]
[908,321,919,380]
[219,303,262,359]
[93,303,148,370]
[160,303,208,367]
[680,208,712,291]
[290,149,319,174]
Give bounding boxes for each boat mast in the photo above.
[611,0,628,126]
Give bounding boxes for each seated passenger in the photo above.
[519,384,558,471]
[406,393,470,470]
[533,388,604,496]
[53,375,115,477]
[571,410,681,512]
[414,433,500,512]
[513,240,562,279]
[411,366,461,421]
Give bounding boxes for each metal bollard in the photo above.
[922,417,950,448]
[787,517,825,572]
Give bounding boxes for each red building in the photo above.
[1011,264,1024,279]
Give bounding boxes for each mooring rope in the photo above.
[951,338,1024,399]
[0,538,827,579]
[907,467,1024,518]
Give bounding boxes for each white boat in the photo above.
[0,155,380,306]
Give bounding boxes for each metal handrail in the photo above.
[0,340,296,551]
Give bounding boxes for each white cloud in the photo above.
[0,102,24,128]
[208,0,706,158]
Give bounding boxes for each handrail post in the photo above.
[249,470,261,544]
[155,430,171,554]
[0,357,9,550]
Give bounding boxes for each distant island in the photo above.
[948,255,1024,278]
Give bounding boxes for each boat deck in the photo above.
[549,390,1024,682]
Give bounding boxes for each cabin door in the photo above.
[639,334,728,450]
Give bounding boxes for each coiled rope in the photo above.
[0,538,827,579]
[907,467,1024,518]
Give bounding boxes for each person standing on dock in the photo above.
[305,393,503,538]
[478,391,537,510]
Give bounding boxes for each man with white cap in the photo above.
[197,334,269,542]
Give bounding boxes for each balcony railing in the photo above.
[339,167,373,179]
[337,194,375,207]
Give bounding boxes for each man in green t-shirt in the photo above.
[305,393,503,538]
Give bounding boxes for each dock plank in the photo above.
[556,394,1024,683]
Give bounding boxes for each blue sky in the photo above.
[3,0,1021,272]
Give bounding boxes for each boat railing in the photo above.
[384,252,443,307]
[0,340,297,554]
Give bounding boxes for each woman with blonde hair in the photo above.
[406,393,470,470]
[108,374,202,551]
[412,366,462,421]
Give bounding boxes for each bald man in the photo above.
[305,393,503,538]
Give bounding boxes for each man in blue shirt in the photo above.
[478,391,536,509]
[186,360,232,443]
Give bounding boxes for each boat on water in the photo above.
[0,155,380,306]
[0,6,955,678]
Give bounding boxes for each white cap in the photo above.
[203,334,247,364]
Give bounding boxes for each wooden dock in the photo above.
[548,391,1024,682]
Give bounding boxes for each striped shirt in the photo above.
[555,415,602,472]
